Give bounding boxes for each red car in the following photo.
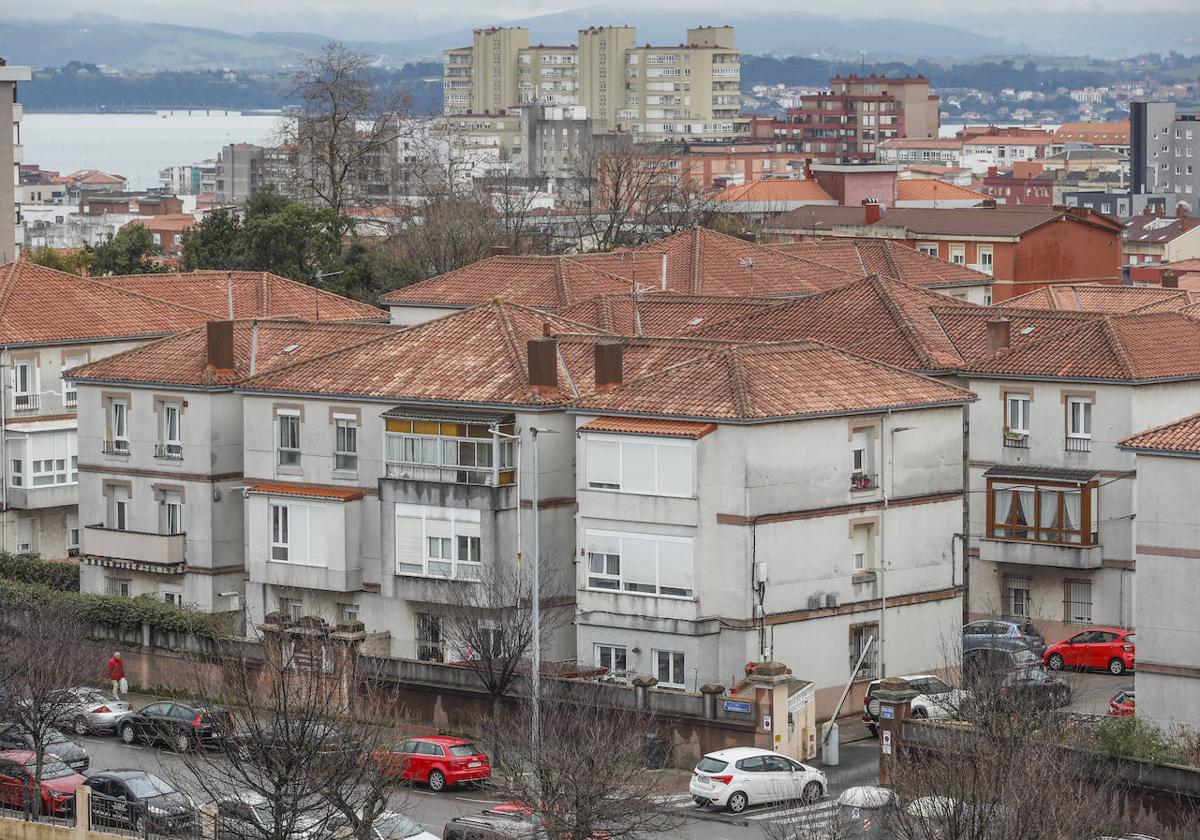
[1043,627,1136,675]
[374,736,490,792]
[1109,686,1136,716]
[0,750,86,816]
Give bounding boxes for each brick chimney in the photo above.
[986,318,1011,353]
[1162,268,1179,289]
[862,198,882,225]
[527,330,559,393]
[594,342,623,392]
[1142,204,1153,217]
[206,320,236,371]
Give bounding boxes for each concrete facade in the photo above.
[1,62,32,262]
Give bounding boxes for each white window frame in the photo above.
[395,504,483,581]
[271,503,290,561]
[1005,575,1031,619]
[110,398,129,452]
[62,354,86,406]
[595,643,628,672]
[105,577,131,598]
[334,416,358,472]
[917,242,938,257]
[111,486,130,531]
[1067,397,1092,439]
[654,649,686,689]
[162,491,183,535]
[949,244,966,265]
[160,402,182,457]
[977,245,994,274]
[66,514,79,552]
[12,360,35,411]
[584,434,694,497]
[1006,394,1031,435]
[277,411,301,467]
[160,585,182,607]
[584,529,694,598]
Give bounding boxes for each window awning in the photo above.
[984,464,1099,483]
[380,407,514,426]
[245,481,364,502]
[577,417,717,439]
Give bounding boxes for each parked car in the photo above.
[1109,686,1136,717]
[329,810,439,840]
[214,791,329,840]
[963,619,1046,656]
[16,687,133,736]
[233,719,345,758]
[86,770,196,835]
[442,808,535,840]
[1043,628,1136,675]
[688,746,827,814]
[863,675,968,737]
[116,700,230,752]
[373,736,491,791]
[0,749,84,817]
[962,642,1071,710]
[0,723,89,772]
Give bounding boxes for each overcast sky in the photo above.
[7,0,1187,40]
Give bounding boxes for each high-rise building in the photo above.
[1130,101,1200,202]
[442,25,740,142]
[765,75,940,164]
[1,58,32,263]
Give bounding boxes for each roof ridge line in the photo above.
[1100,315,1138,378]
[1119,409,1200,447]
[869,274,939,369]
[726,347,753,417]
[495,302,533,391]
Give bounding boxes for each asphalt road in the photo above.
[69,730,882,839]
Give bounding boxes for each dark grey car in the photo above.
[963,619,1046,656]
[0,723,89,772]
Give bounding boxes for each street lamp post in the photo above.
[880,423,913,679]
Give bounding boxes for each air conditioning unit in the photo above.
[807,595,822,609]
[825,594,839,609]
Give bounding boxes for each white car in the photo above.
[863,674,969,736]
[689,746,827,814]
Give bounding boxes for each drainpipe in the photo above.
[961,404,971,626]
[0,346,7,554]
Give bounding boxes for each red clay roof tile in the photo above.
[1119,412,1200,454]
[577,417,717,438]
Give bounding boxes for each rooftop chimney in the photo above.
[1177,203,1189,220]
[594,342,623,392]
[862,198,882,225]
[206,320,236,371]
[527,333,559,392]
[1162,268,1179,289]
[986,318,1011,354]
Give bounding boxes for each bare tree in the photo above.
[485,685,684,840]
[0,597,92,818]
[388,192,503,280]
[282,41,414,227]
[172,618,408,840]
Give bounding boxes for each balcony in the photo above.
[82,526,186,573]
[850,472,879,493]
[385,461,512,487]
[64,391,77,409]
[102,440,130,456]
[1003,432,1029,449]
[12,393,38,413]
[154,442,183,460]
[979,535,1103,570]
[1065,436,1092,453]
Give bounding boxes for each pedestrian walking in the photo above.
[105,652,126,698]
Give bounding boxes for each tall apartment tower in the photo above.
[0,58,32,264]
[519,44,579,106]
[1130,100,1199,197]
[472,27,530,115]
[577,26,636,127]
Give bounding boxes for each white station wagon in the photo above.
[689,746,827,813]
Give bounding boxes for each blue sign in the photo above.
[880,705,895,720]
[723,700,753,714]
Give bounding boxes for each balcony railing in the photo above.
[385,461,511,486]
[1003,432,1030,449]
[102,440,130,456]
[850,472,879,492]
[12,393,38,413]
[82,525,185,569]
[1065,436,1092,453]
[64,391,77,408]
[155,442,183,460]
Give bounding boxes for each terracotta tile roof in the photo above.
[767,205,1122,238]
[965,312,1200,381]
[1123,215,1195,244]
[1052,121,1130,145]
[895,180,989,202]
[1001,284,1193,313]
[245,481,364,501]
[765,240,991,288]
[556,333,736,396]
[239,301,606,406]
[929,305,1101,364]
[1119,412,1200,454]
[1164,258,1200,274]
[577,417,717,438]
[693,275,972,370]
[68,320,397,388]
[711,179,834,204]
[102,271,384,322]
[0,261,215,346]
[572,341,975,422]
[554,293,783,336]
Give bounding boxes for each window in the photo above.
[105,577,131,598]
[277,413,301,467]
[338,603,360,623]
[988,479,1095,545]
[62,355,86,407]
[850,623,879,679]
[1067,397,1092,438]
[1005,575,1031,618]
[395,504,482,580]
[917,243,938,257]
[160,586,182,607]
[159,403,182,458]
[585,530,694,598]
[851,523,875,572]
[12,360,35,412]
[66,514,79,552]
[977,246,993,274]
[334,417,358,471]
[1006,393,1031,439]
[268,501,324,564]
[162,491,183,535]
[109,486,131,531]
[1064,578,1092,624]
[279,597,303,620]
[384,418,515,486]
[949,244,966,265]
[595,644,628,672]
[108,399,129,454]
[9,458,20,487]
[417,614,444,662]
[16,519,34,553]
[584,435,694,497]
[655,650,686,688]
[850,427,876,490]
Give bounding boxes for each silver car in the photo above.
[46,687,134,735]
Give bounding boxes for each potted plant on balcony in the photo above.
[1004,428,1027,442]
[851,473,876,491]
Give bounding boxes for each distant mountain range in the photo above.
[1,9,1197,72]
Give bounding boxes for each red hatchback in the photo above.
[1109,686,1136,716]
[375,736,490,792]
[0,750,86,816]
[1043,627,1136,675]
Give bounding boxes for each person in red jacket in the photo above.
[104,652,125,698]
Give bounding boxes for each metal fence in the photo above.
[0,794,76,827]
[89,793,202,839]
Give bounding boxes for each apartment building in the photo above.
[1050,121,1131,156]
[571,340,973,713]
[877,138,964,167]
[69,319,394,610]
[959,128,1053,175]
[1130,101,1200,202]
[771,76,940,164]
[961,313,1200,642]
[1118,413,1200,732]
[1,58,32,263]
[442,25,740,142]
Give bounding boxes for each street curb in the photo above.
[671,805,749,828]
